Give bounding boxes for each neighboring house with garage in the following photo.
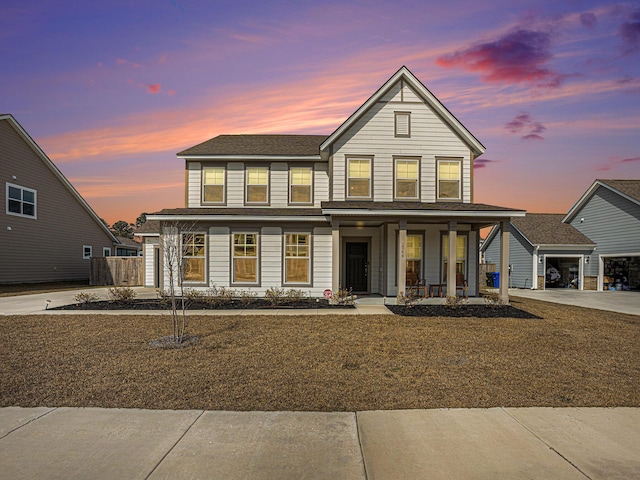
[143,66,525,300]
[481,179,640,292]
[0,114,118,284]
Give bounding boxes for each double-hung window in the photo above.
[246,166,269,204]
[395,158,419,199]
[233,233,259,284]
[6,183,36,218]
[406,235,422,278]
[202,166,225,204]
[442,234,467,280]
[289,166,313,204]
[437,159,461,200]
[347,157,372,199]
[182,233,206,283]
[284,233,310,284]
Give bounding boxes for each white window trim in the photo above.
[202,165,226,205]
[283,232,312,286]
[232,232,260,286]
[83,245,92,259]
[346,157,373,200]
[436,158,462,201]
[103,247,111,257]
[394,157,420,200]
[6,182,37,219]
[245,166,270,205]
[288,166,314,205]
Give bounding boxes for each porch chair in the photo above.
[456,273,469,298]
[406,272,428,298]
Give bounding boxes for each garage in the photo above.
[545,256,581,289]
[602,256,640,291]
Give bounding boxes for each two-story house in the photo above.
[144,67,524,301]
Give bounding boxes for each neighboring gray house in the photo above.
[114,236,142,256]
[481,179,640,292]
[482,214,595,290]
[144,66,525,301]
[1,114,118,284]
[565,179,640,291]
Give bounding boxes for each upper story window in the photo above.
[202,166,225,204]
[245,166,269,204]
[6,183,36,219]
[284,233,311,285]
[289,166,313,204]
[347,157,372,199]
[395,158,419,199]
[394,111,411,138]
[233,232,259,284]
[437,159,461,200]
[182,233,206,283]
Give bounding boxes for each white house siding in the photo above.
[331,82,471,203]
[314,163,329,207]
[209,226,230,286]
[260,226,283,291]
[270,163,288,207]
[187,161,201,207]
[227,162,245,206]
[312,227,332,294]
[143,237,159,287]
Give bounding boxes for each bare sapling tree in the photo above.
[160,220,200,343]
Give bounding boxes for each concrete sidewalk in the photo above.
[1,407,638,479]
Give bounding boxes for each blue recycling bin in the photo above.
[492,272,500,288]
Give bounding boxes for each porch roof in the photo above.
[178,134,327,157]
[147,207,327,222]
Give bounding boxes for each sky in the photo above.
[2,0,639,226]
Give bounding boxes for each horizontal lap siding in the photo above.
[0,120,114,284]
[312,227,332,295]
[209,226,230,286]
[261,227,282,291]
[187,162,201,207]
[270,163,287,207]
[331,83,471,202]
[509,229,534,289]
[144,237,158,287]
[227,162,245,206]
[314,164,329,207]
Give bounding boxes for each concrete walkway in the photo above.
[1,407,638,479]
[509,288,639,316]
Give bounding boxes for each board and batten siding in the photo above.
[0,119,114,284]
[331,81,472,203]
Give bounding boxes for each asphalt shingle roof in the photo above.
[513,214,594,246]
[178,135,328,157]
[599,179,640,203]
[321,201,522,212]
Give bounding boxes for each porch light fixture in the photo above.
[538,257,543,263]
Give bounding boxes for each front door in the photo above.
[345,242,368,293]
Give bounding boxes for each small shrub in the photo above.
[264,286,288,306]
[73,291,100,305]
[204,285,235,307]
[484,292,507,308]
[286,288,308,304]
[107,286,136,304]
[397,289,419,308]
[237,289,258,303]
[182,288,206,302]
[444,295,468,309]
[329,287,357,306]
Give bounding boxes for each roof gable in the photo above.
[0,114,117,242]
[564,179,640,222]
[512,214,594,246]
[320,66,485,157]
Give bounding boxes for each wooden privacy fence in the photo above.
[90,257,143,286]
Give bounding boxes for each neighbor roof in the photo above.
[598,179,640,203]
[564,179,640,222]
[178,134,327,157]
[512,214,594,246]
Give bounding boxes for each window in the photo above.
[182,233,206,283]
[442,234,467,280]
[202,166,225,204]
[284,233,310,284]
[289,166,313,204]
[347,158,372,199]
[233,233,259,284]
[246,166,269,204]
[103,247,111,257]
[395,111,411,137]
[437,159,461,200]
[395,158,419,199]
[83,245,92,259]
[406,235,422,278]
[6,183,36,218]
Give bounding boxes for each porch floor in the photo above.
[357,295,489,306]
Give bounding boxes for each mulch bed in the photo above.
[2,297,638,411]
[387,304,540,318]
[53,298,354,310]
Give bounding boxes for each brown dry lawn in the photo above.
[1,297,638,411]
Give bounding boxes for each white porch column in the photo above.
[500,220,510,302]
[447,221,457,297]
[397,220,407,297]
[332,220,340,292]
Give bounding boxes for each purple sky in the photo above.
[2,0,639,224]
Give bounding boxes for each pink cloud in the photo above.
[167,89,176,96]
[619,9,640,54]
[436,29,567,88]
[116,58,143,69]
[505,112,546,140]
[146,84,161,94]
[596,156,640,171]
[473,158,498,169]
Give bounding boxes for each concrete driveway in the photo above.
[509,288,639,316]
[1,407,639,479]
